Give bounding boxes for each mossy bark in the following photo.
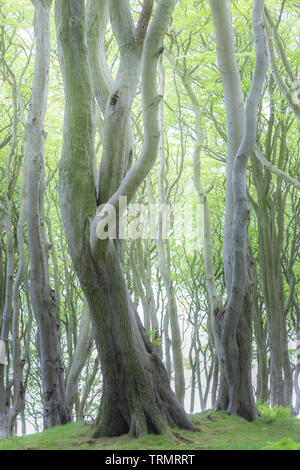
[55,0,193,437]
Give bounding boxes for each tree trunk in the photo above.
[294,330,300,415]
[26,0,70,429]
[210,0,267,420]
[55,0,193,437]
[251,116,293,408]
[213,261,258,420]
[93,245,191,436]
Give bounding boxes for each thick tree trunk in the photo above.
[209,0,245,294]
[213,264,258,421]
[55,0,193,437]
[26,0,69,429]
[209,0,251,416]
[93,245,191,437]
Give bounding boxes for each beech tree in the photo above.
[25,0,70,429]
[55,0,192,437]
[209,0,268,420]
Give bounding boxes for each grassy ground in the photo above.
[1,411,300,450]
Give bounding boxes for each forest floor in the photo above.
[1,411,300,450]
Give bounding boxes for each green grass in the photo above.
[1,411,300,450]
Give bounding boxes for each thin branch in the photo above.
[254,147,300,189]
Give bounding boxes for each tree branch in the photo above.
[108,0,136,50]
[93,0,177,240]
[136,0,154,45]
[253,147,300,189]
[86,0,114,114]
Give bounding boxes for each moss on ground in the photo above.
[1,411,300,450]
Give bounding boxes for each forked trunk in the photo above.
[55,0,193,437]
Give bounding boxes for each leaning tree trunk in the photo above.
[26,0,70,429]
[55,0,193,438]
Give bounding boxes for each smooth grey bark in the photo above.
[209,0,250,413]
[210,0,267,419]
[95,0,148,204]
[209,0,245,294]
[55,0,193,438]
[221,0,267,417]
[25,0,70,430]
[210,0,250,410]
[86,0,135,189]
